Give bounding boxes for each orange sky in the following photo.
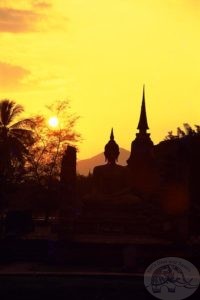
[0,0,200,159]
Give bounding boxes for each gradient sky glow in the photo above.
[0,0,200,159]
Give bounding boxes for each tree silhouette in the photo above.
[165,123,200,140]
[27,100,80,187]
[25,100,80,221]
[0,99,35,182]
[159,123,200,234]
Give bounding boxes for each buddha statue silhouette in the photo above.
[90,129,140,206]
[93,129,128,196]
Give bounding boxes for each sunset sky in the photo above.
[0,0,200,160]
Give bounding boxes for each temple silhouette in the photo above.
[58,87,189,245]
[1,87,199,281]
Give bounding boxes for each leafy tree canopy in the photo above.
[26,100,81,187]
[165,123,200,140]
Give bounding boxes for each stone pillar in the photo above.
[59,146,78,230]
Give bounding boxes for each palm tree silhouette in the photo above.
[0,99,35,180]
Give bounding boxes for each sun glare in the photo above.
[48,116,59,128]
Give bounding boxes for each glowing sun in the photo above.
[48,116,59,128]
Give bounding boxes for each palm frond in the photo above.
[0,99,14,125]
[10,118,36,129]
[8,103,24,124]
[0,99,24,126]
[9,128,35,146]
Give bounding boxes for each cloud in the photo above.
[32,1,52,9]
[0,62,30,90]
[0,1,66,33]
[0,7,40,32]
[0,1,53,33]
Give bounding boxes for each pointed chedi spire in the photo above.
[137,85,149,132]
[127,86,153,168]
[110,128,114,140]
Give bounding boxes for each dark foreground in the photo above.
[0,239,199,300]
[0,272,145,300]
[0,271,199,300]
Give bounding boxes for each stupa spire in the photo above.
[137,85,149,132]
[110,128,114,140]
